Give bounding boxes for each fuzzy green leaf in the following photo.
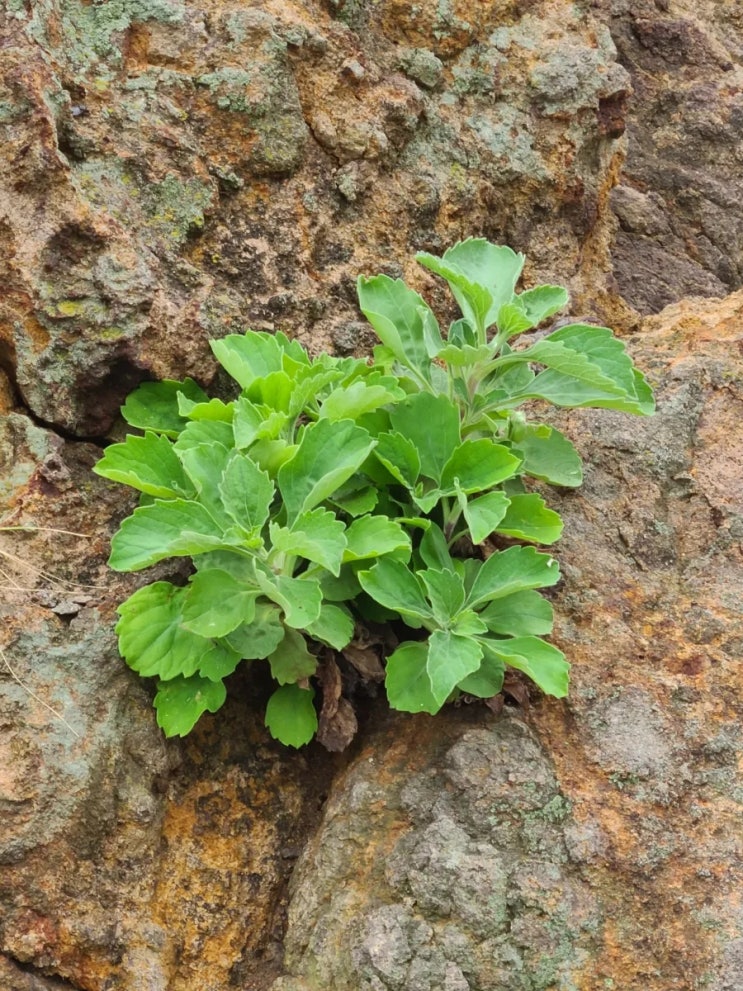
[305,603,354,650]
[154,675,227,737]
[254,572,323,629]
[466,546,561,609]
[177,395,234,422]
[419,240,524,331]
[389,393,460,483]
[440,439,521,494]
[220,451,275,533]
[182,569,259,638]
[358,559,432,623]
[479,590,554,637]
[116,582,208,679]
[270,507,347,576]
[512,425,583,487]
[178,442,233,524]
[419,568,465,625]
[427,629,483,706]
[457,653,505,698]
[343,515,411,562]
[515,285,569,325]
[109,499,226,571]
[496,302,534,338]
[173,419,235,452]
[198,641,243,681]
[419,523,453,571]
[210,331,283,390]
[459,490,510,544]
[224,602,286,658]
[385,642,440,714]
[94,431,194,499]
[373,431,421,489]
[265,684,317,747]
[121,378,208,437]
[357,275,435,376]
[495,493,564,545]
[320,380,405,422]
[277,419,375,521]
[482,636,569,697]
[268,628,317,685]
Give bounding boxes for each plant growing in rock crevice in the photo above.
[95,239,654,747]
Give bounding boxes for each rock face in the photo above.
[595,0,743,313]
[1,0,631,436]
[0,1,742,990]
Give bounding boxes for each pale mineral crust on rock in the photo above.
[0,0,742,990]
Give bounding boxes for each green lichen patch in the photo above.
[142,173,215,247]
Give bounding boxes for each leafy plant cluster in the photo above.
[95,239,654,747]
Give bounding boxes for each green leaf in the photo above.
[440,439,521,494]
[358,559,432,623]
[319,564,362,603]
[269,507,347,576]
[94,431,194,499]
[177,442,233,524]
[182,569,259,638]
[418,239,525,331]
[512,424,583,487]
[495,493,563,545]
[389,393,460,483]
[254,572,323,629]
[419,523,453,571]
[320,380,405,422]
[385,641,440,714]
[210,331,283,390]
[116,582,208,679]
[220,451,275,534]
[330,481,379,517]
[305,603,354,650]
[496,302,534,338]
[457,652,505,698]
[459,490,510,544]
[121,378,208,438]
[466,546,561,609]
[482,636,569,697]
[177,395,234,422]
[268,628,317,684]
[514,285,569,325]
[450,609,488,637]
[154,675,227,737]
[277,418,375,521]
[479,590,554,637]
[419,568,465,625]
[198,641,243,681]
[343,515,411,562]
[373,431,421,489]
[426,629,483,706]
[265,684,318,747]
[357,275,435,377]
[224,602,286,658]
[512,326,655,413]
[173,419,235,452]
[109,499,226,571]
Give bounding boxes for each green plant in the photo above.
[95,239,654,747]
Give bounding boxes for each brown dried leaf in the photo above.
[316,696,358,752]
[343,643,385,682]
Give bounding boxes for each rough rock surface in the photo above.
[272,292,743,990]
[595,0,743,313]
[0,0,631,435]
[0,1,742,990]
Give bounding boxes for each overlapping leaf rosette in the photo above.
[96,240,654,746]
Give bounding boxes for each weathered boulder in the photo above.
[596,0,743,313]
